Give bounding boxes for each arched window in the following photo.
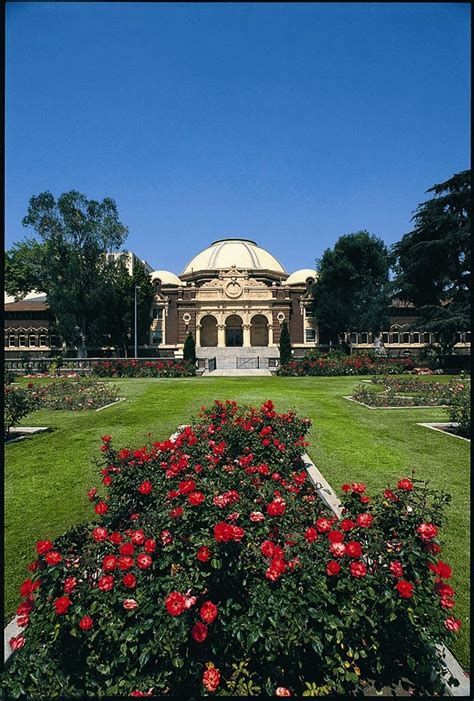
[250,315,269,346]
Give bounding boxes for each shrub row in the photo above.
[277,352,415,377]
[92,359,196,378]
[2,400,462,697]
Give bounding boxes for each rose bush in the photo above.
[4,385,40,438]
[92,359,196,378]
[352,377,468,409]
[446,384,470,438]
[2,401,462,697]
[25,378,120,411]
[277,352,414,377]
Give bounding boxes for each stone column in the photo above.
[195,324,201,348]
[217,324,226,348]
[268,323,274,347]
[243,323,251,347]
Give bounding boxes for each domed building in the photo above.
[149,238,318,361]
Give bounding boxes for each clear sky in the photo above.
[6,2,470,273]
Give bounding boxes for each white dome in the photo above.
[151,270,183,286]
[181,238,286,275]
[285,269,317,286]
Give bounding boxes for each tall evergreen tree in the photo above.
[279,320,292,364]
[183,332,197,364]
[392,170,471,355]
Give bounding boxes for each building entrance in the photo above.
[225,315,243,347]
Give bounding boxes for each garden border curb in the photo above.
[343,396,449,410]
[95,397,126,412]
[417,423,470,443]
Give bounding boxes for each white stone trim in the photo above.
[95,397,126,412]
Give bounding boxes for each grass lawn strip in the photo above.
[5,376,470,668]
[417,423,471,442]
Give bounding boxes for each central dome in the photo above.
[181,238,287,275]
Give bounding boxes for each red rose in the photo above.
[213,522,234,542]
[92,526,109,542]
[191,621,208,642]
[63,576,77,593]
[349,561,367,578]
[341,484,351,492]
[351,483,366,494]
[396,579,414,598]
[305,527,318,543]
[383,489,398,502]
[267,499,286,517]
[329,542,346,557]
[417,523,438,541]
[440,596,455,610]
[345,541,362,558]
[109,531,123,545]
[326,561,341,576]
[428,560,452,580]
[45,551,62,566]
[265,558,286,582]
[19,578,41,598]
[161,530,173,545]
[101,435,112,443]
[276,688,292,696]
[444,616,461,632]
[261,540,275,558]
[360,496,370,504]
[98,575,114,591]
[137,553,152,570]
[144,538,156,553]
[165,591,187,616]
[188,491,205,506]
[123,573,137,589]
[170,506,184,519]
[389,561,404,578]
[102,555,117,572]
[397,478,413,491]
[120,542,135,555]
[249,511,265,522]
[118,556,134,570]
[197,546,212,562]
[315,518,332,534]
[435,582,455,598]
[17,600,34,616]
[131,530,146,545]
[340,519,356,531]
[179,479,196,494]
[54,595,72,615]
[356,513,374,528]
[327,530,344,543]
[203,666,221,693]
[138,480,153,495]
[36,540,53,555]
[79,615,93,630]
[123,598,138,610]
[94,501,108,515]
[9,634,25,651]
[200,600,218,624]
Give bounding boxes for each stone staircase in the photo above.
[198,347,279,375]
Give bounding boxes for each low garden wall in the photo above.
[2,400,464,696]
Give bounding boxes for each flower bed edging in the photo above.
[343,396,448,410]
[5,427,51,444]
[417,423,471,443]
[94,397,126,412]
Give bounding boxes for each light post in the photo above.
[134,285,140,359]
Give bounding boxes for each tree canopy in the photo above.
[392,170,471,353]
[311,231,391,344]
[5,190,134,356]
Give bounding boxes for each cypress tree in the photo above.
[279,320,292,364]
[183,331,196,364]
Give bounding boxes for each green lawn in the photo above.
[5,376,470,667]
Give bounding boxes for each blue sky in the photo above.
[6,2,470,273]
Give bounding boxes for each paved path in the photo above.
[202,368,272,376]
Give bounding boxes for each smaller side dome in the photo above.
[151,270,183,286]
[285,269,317,286]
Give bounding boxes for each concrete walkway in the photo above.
[202,368,272,376]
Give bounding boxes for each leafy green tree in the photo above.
[5,191,128,357]
[100,257,154,355]
[279,320,292,364]
[392,170,471,355]
[183,332,197,364]
[311,231,391,345]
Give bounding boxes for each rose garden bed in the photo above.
[2,400,465,697]
[92,359,196,378]
[350,378,467,409]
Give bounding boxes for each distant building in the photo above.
[3,239,470,359]
[105,251,154,275]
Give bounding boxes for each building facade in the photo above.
[4,238,471,358]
